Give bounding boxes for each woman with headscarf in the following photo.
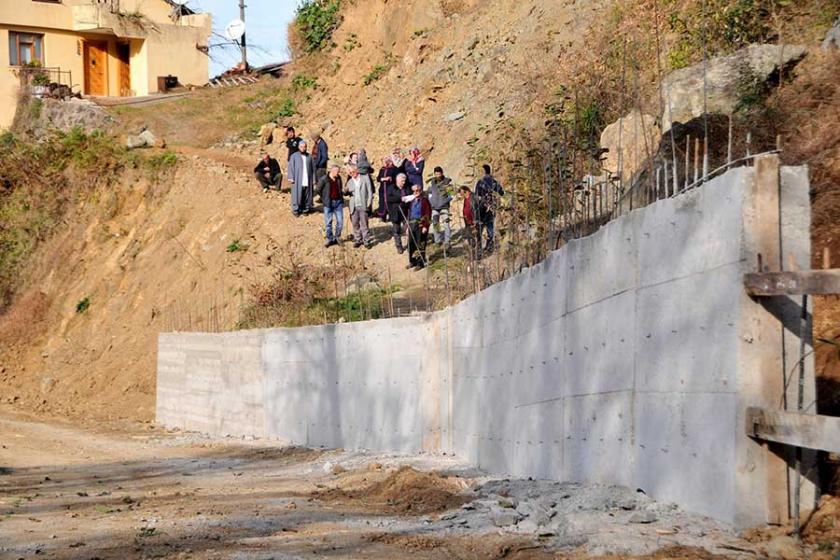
[404,146,425,189]
[391,147,406,174]
[376,156,398,221]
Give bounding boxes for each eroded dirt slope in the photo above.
[1,154,325,422]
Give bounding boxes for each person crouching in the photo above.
[254,153,282,192]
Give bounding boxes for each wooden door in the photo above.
[117,43,130,96]
[83,41,108,96]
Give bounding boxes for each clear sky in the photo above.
[186,0,298,77]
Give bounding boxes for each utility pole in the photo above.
[239,0,247,69]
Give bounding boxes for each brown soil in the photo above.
[803,495,840,549]
[369,532,735,560]
[316,465,471,515]
[368,532,560,559]
[581,548,737,560]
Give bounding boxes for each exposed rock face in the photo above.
[661,44,807,133]
[258,122,277,145]
[38,98,113,133]
[599,110,659,184]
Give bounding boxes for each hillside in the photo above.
[0,0,839,428]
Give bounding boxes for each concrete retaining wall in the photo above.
[157,162,814,527]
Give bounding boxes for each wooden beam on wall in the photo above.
[753,154,781,272]
[744,270,840,296]
[746,407,840,453]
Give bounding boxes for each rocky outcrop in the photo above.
[599,110,659,184]
[38,98,113,134]
[258,122,278,145]
[661,44,807,133]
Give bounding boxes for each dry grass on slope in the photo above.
[110,79,302,148]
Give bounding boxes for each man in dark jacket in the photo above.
[376,156,398,221]
[386,173,412,254]
[312,133,329,183]
[318,164,344,247]
[427,166,453,248]
[406,183,432,270]
[285,127,302,161]
[474,164,504,256]
[254,154,282,192]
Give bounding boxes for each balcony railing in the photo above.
[17,66,75,98]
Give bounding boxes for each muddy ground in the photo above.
[1,409,799,560]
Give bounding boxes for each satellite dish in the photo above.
[225,19,246,41]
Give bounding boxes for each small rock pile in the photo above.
[441,479,668,540]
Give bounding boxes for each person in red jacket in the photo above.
[405,183,432,270]
[460,185,479,258]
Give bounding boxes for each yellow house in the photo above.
[0,0,212,128]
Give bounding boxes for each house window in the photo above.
[8,32,44,66]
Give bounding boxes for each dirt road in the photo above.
[0,410,764,560]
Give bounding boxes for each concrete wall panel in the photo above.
[634,264,741,394]
[564,291,636,396]
[511,399,564,479]
[638,169,746,288]
[566,215,639,312]
[563,391,635,488]
[633,391,737,521]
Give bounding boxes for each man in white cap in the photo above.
[287,139,315,217]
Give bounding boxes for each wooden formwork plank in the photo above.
[747,407,840,453]
[753,154,781,272]
[745,270,840,296]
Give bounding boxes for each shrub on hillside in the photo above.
[362,62,392,86]
[291,74,318,91]
[291,0,342,56]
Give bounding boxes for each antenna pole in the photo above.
[239,0,247,69]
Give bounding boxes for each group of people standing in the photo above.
[254,127,505,270]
